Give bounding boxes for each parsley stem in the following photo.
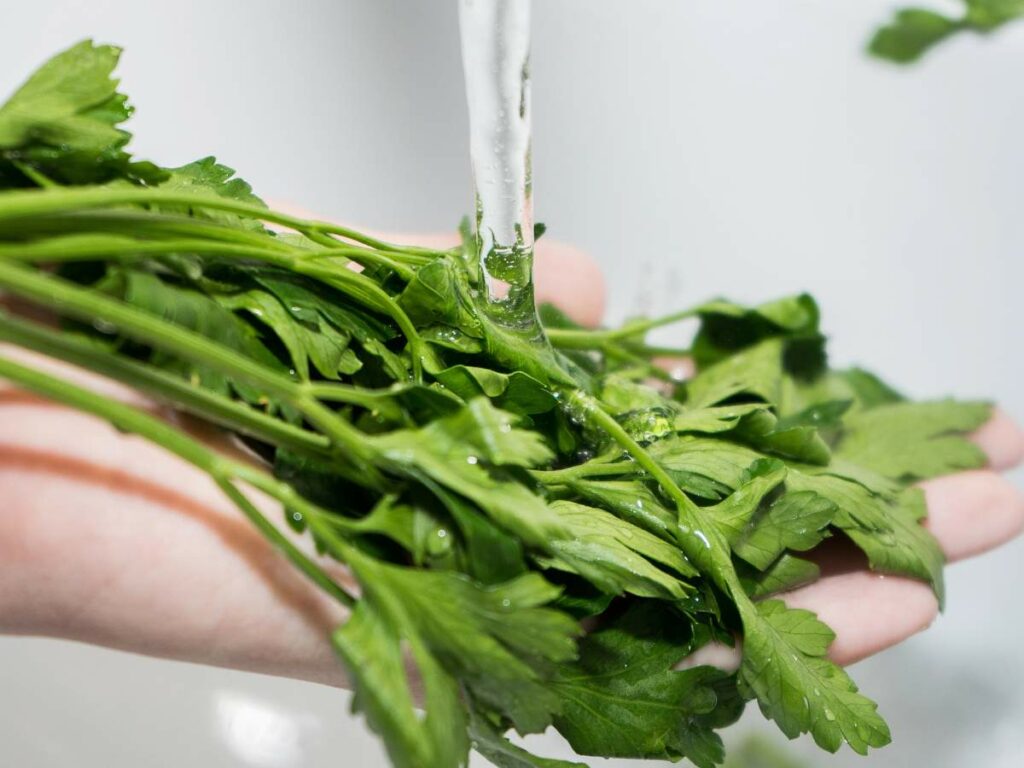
[0,186,442,260]
[0,309,332,458]
[0,351,357,608]
[0,236,415,281]
[529,462,635,483]
[0,211,299,252]
[0,233,425,380]
[567,389,734,581]
[546,308,700,348]
[0,260,384,484]
[567,391,698,513]
[215,479,356,608]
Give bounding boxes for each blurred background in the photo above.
[0,1,1021,766]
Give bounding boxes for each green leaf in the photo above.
[255,271,397,343]
[739,555,821,599]
[843,488,947,607]
[0,40,127,152]
[371,400,564,549]
[436,365,557,415]
[786,470,945,603]
[161,156,264,207]
[569,478,678,541]
[400,257,483,336]
[333,599,468,768]
[731,400,850,466]
[545,500,697,600]
[0,40,163,186]
[674,403,770,434]
[218,288,355,381]
[686,340,785,409]
[468,708,586,768]
[429,481,527,584]
[836,400,990,481]
[344,544,580,735]
[868,9,961,63]
[115,269,285,400]
[156,156,267,230]
[708,459,788,545]
[648,435,767,500]
[551,602,737,766]
[691,295,820,370]
[793,368,903,416]
[868,2,1024,64]
[343,495,421,553]
[733,491,835,570]
[738,600,891,755]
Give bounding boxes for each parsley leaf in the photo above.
[551,603,739,766]
[738,600,891,754]
[836,401,990,480]
[0,40,162,185]
[869,1,1024,63]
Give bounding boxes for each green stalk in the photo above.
[565,389,734,583]
[0,260,383,483]
[0,235,416,281]
[0,352,356,608]
[0,309,332,458]
[0,211,298,251]
[529,462,637,483]
[546,307,700,348]
[0,232,425,380]
[294,261,427,381]
[0,186,442,259]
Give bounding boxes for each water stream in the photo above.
[458,0,537,330]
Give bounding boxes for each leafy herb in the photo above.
[868,1,1024,63]
[0,42,994,768]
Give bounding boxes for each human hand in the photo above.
[0,229,1021,688]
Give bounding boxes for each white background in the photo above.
[0,1,1021,766]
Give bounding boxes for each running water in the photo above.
[458,0,537,329]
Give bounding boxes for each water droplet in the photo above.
[824,707,836,722]
[668,364,689,383]
[501,598,511,609]
[466,455,479,465]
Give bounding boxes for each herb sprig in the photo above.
[868,1,1024,63]
[0,42,992,768]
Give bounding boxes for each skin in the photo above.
[0,233,1022,690]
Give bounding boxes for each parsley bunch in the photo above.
[0,42,992,768]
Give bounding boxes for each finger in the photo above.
[921,469,1024,562]
[971,407,1024,471]
[531,240,605,328]
[782,571,939,666]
